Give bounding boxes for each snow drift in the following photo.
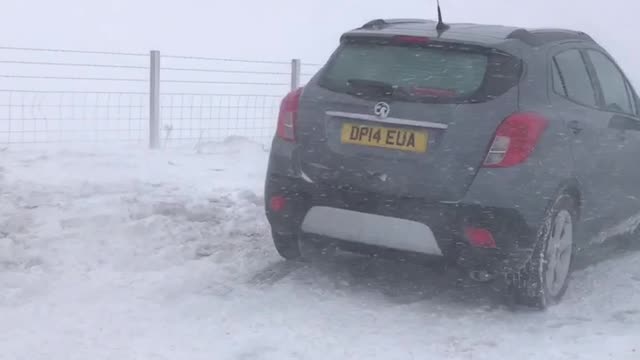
[1,139,639,360]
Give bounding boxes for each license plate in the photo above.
[340,123,428,153]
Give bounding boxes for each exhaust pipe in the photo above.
[469,270,495,282]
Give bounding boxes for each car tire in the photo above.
[272,231,302,261]
[509,193,577,309]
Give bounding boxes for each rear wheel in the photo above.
[510,194,577,309]
[271,231,302,261]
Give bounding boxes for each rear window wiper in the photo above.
[344,79,458,101]
[346,79,395,98]
[408,86,457,98]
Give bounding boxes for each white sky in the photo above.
[2,0,640,81]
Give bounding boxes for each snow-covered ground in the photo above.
[1,139,640,360]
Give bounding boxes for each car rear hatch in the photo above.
[295,35,523,202]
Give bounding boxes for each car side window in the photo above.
[553,49,598,107]
[586,50,634,115]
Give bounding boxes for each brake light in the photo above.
[465,227,497,249]
[392,36,431,45]
[276,87,303,142]
[483,112,548,168]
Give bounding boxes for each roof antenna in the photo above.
[436,0,450,35]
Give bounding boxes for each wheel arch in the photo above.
[560,178,582,222]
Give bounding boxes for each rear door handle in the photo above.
[567,120,584,134]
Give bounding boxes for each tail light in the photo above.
[465,227,497,249]
[276,87,304,142]
[483,112,548,168]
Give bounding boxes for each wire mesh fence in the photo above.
[0,90,148,144]
[0,46,149,145]
[158,93,281,145]
[160,54,292,146]
[0,46,322,147]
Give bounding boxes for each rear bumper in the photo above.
[265,139,551,273]
[266,176,536,274]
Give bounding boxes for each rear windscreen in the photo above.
[319,38,522,103]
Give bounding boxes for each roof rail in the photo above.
[361,19,388,29]
[507,28,594,46]
[506,29,543,46]
[360,18,432,30]
[528,29,594,43]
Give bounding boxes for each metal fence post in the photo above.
[290,59,301,91]
[149,50,161,149]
